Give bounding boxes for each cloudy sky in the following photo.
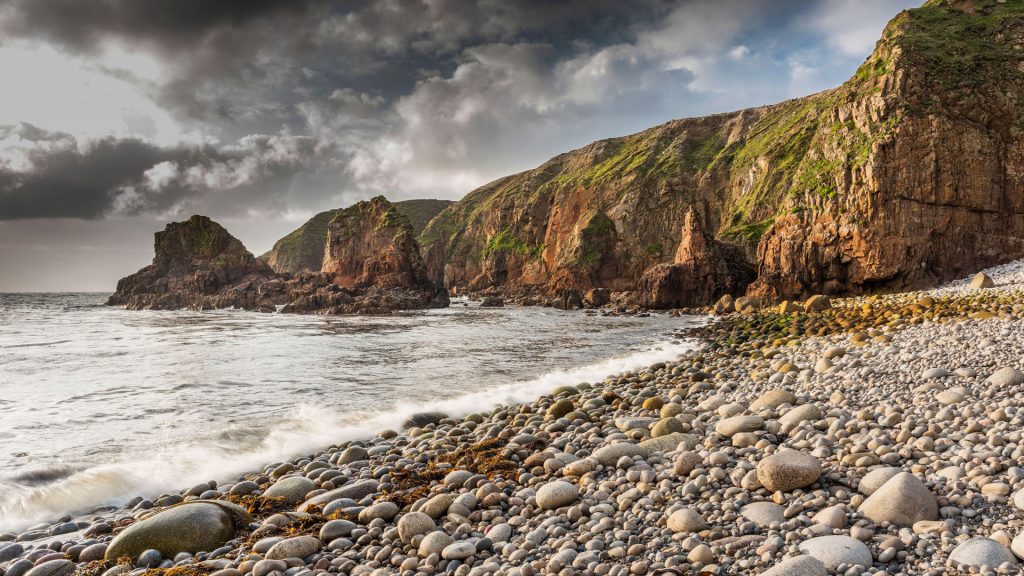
[0,0,919,291]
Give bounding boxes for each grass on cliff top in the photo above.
[394,199,454,236]
[895,0,1024,92]
[329,196,415,243]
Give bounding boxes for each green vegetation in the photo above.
[681,130,727,173]
[719,219,775,243]
[853,54,892,83]
[482,229,544,260]
[394,199,454,236]
[896,1,1024,92]
[417,0,1019,267]
[574,210,616,265]
[262,209,338,273]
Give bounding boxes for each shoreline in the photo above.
[3,264,1024,575]
[0,306,697,534]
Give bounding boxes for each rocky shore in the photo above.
[10,263,1024,576]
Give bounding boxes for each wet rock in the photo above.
[319,519,357,541]
[263,476,315,504]
[104,501,251,561]
[24,560,74,576]
[403,412,447,429]
[296,479,378,512]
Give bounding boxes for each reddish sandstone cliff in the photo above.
[420,0,1024,305]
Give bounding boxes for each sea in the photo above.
[0,293,699,531]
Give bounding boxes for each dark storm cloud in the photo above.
[0,0,320,51]
[0,0,922,224]
[0,124,334,220]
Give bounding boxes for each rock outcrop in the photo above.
[420,0,1024,304]
[323,197,430,290]
[106,215,277,311]
[636,209,754,308]
[109,198,446,314]
[262,199,451,275]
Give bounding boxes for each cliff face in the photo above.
[323,196,432,291]
[262,199,452,274]
[106,215,276,311]
[108,199,446,314]
[753,0,1024,298]
[421,0,1024,304]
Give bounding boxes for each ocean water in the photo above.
[0,293,698,530]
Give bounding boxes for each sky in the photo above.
[0,0,921,291]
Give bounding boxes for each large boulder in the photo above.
[797,536,872,570]
[756,450,822,492]
[858,472,937,526]
[104,501,252,561]
[322,196,431,291]
[762,556,828,576]
[949,538,1017,568]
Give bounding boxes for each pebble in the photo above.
[756,449,821,492]
[798,536,872,570]
[535,480,579,510]
[948,537,1018,567]
[666,508,706,533]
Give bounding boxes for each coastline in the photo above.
[3,263,1024,575]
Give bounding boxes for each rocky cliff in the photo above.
[421,0,1024,306]
[322,196,431,290]
[262,199,451,274]
[107,215,277,311]
[109,199,446,314]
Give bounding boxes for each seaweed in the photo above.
[380,438,517,508]
[222,494,291,517]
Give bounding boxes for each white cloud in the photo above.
[0,42,192,145]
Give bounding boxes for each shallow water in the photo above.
[0,293,698,530]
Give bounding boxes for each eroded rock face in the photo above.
[106,215,276,311]
[637,209,754,308]
[109,200,447,315]
[323,196,431,291]
[420,2,1024,302]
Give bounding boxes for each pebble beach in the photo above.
[7,263,1024,576]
